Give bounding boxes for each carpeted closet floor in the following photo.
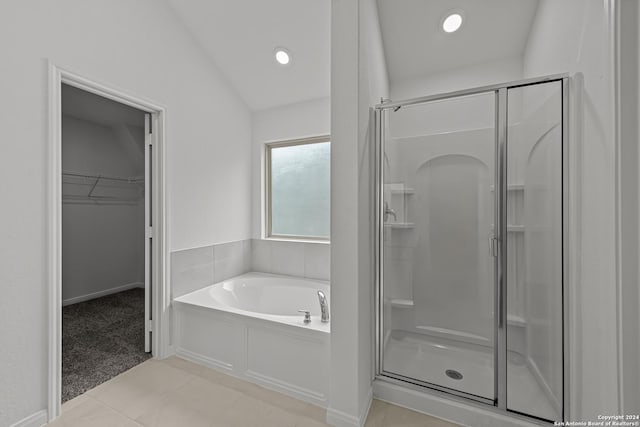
[62,288,151,402]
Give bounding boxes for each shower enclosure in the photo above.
[374,75,568,422]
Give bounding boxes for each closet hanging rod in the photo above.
[62,171,143,183]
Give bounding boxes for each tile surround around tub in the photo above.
[171,240,250,298]
[213,240,251,283]
[171,239,330,298]
[171,245,215,298]
[251,239,330,281]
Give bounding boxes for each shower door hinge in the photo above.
[148,320,153,332]
[146,226,153,239]
[490,238,499,257]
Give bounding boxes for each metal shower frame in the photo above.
[373,73,570,423]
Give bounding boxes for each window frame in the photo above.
[264,135,331,242]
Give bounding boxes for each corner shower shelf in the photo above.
[490,225,525,233]
[507,315,526,328]
[389,299,414,308]
[384,222,415,229]
[490,184,525,192]
[389,298,527,328]
[390,188,415,195]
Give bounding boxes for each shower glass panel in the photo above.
[379,92,496,400]
[506,82,564,421]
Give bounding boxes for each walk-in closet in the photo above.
[61,84,150,402]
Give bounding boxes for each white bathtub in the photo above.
[173,272,331,406]
[175,272,330,332]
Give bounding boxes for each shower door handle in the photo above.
[489,237,498,257]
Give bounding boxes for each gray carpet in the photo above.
[62,288,151,402]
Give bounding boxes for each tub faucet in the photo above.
[317,290,330,323]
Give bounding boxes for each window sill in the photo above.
[264,236,330,245]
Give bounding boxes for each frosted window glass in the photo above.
[270,141,330,239]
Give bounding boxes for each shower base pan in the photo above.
[382,330,558,420]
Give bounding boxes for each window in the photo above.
[265,136,330,240]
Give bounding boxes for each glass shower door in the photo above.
[378,92,497,401]
[505,81,564,421]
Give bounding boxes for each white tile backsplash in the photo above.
[172,239,252,298]
[251,239,272,273]
[171,239,331,300]
[270,241,305,277]
[303,242,331,281]
[171,246,214,298]
[250,239,330,282]
[213,240,246,283]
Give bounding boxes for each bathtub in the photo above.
[173,272,331,406]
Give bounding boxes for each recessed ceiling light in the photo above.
[442,13,463,33]
[274,48,291,65]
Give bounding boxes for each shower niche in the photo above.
[375,77,567,423]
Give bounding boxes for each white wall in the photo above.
[619,0,640,415]
[0,1,252,425]
[329,0,364,424]
[327,0,389,425]
[391,56,523,100]
[522,0,620,418]
[62,115,144,304]
[251,97,330,239]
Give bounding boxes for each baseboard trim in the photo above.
[9,410,47,427]
[326,407,362,427]
[174,347,234,372]
[326,387,373,427]
[175,348,328,408]
[360,387,374,426]
[62,281,144,306]
[246,369,327,402]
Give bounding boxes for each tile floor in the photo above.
[48,356,460,427]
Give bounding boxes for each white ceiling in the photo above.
[62,84,145,128]
[165,0,331,111]
[376,0,539,84]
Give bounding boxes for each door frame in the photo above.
[47,63,169,421]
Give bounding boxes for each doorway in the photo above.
[48,66,166,421]
[61,84,152,402]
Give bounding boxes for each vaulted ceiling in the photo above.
[376,0,539,84]
[162,1,537,111]
[165,0,331,111]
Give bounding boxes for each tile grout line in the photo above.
[82,395,146,427]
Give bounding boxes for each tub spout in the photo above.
[317,290,330,323]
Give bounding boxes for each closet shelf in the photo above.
[62,171,144,204]
[62,171,144,183]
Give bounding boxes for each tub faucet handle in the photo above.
[298,310,311,324]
